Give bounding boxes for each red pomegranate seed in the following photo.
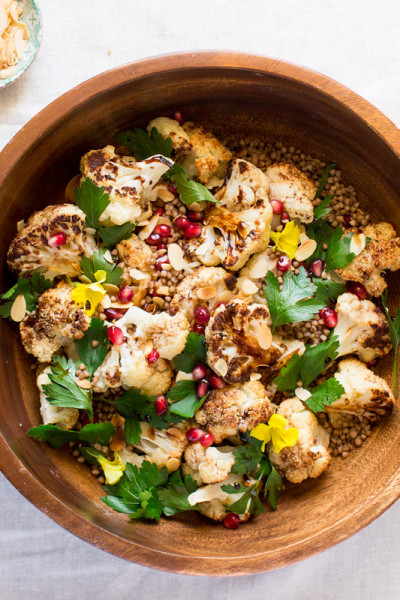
[154,395,168,416]
[281,212,290,224]
[200,433,214,448]
[48,232,66,247]
[117,286,133,304]
[187,210,203,222]
[174,111,183,124]
[107,326,124,345]
[343,215,351,228]
[309,259,325,277]
[146,232,162,245]
[104,308,124,321]
[346,281,367,300]
[157,241,167,250]
[224,513,240,530]
[155,208,164,216]
[270,199,284,215]
[147,349,159,364]
[209,374,225,389]
[184,223,203,238]
[154,223,171,239]
[154,255,169,271]
[366,359,378,368]
[196,379,210,398]
[174,215,190,230]
[186,428,205,443]
[276,255,292,273]
[168,183,179,197]
[319,307,338,328]
[192,364,208,380]
[194,306,210,325]
[192,322,205,334]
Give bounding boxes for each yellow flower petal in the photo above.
[97,452,126,485]
[71,279,106,317]
[270,221,301,259]
[271,427,299,454]
[251,414,299,454]
[94,270,106,283]
[268,414,288,429]
[250,423,272,451]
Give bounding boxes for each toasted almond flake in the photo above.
[213,291,234,305]
[295,239,317,262]
[111,413,125,427]
[237,292,252,302]
[152,297,165,308]
[197,286,218,300]
[14,26,26,59]
[144,303,156,313]
[103,249,114,264]
[65,174,81,203]
[75,378,92,390]
[168,243,188,271]
[157,188,175,202]
[176,370,194,383]
[101,295,111,309]
[110,300,132,309]
[79,275,92,284]
[250,373,262,381]
[84,227,97,235]
[188,201,206,211]
[257,322,272,350]
[109,427,126,452]
[295,387,312,402]
[10,293,26,322]
[133,288,147,306]
[214,358,228,377]
[158,216,172,226]
[103,283,120,295]
[138,215,159,240]
[350,232,366,256]
[240,278,258,295]
[16,219,25,233]
[156,286,170,296]
[129,268,150,281]
[299,226,308,243]
[166,457,180,471]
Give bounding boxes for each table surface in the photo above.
[1,0,400,598]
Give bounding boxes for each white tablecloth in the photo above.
[1,1,400,598]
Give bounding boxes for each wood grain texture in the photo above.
[0,52,400,576]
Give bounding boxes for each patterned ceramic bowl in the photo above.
[0,0,42,89]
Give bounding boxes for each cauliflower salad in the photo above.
[2,114,399,530]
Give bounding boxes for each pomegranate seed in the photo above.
[157,241,167,250]
[209,374,225,389]
[146,232,162,245]
[276,255,292,273]
[224,513,240,530]
[155,208,164,216]
[192,322,205,334]
[147,349,159,364]
[186,428,205,443]
[174,111,183,124]
[154,223,171,239]
[174,215,190,230]
[107,326,124,345]
[192,363,208,380]
[117,286,133,304]
[309,259,325,277]
[367,359,378,368]
[281,212,290,224]
[346,281,367,300]
[319,307,338,328]
[104,308,124,321]
[194,306,210,325]
[154,395,168,416]
[184,223,203,238]
[168,183,179,197]
[48,232,66,247]
[270,199,284,215]
[187,210,204,222]
[154,255,169,271]
[343,215,351,228]
[200,433,214,447]
[196,379,210,398]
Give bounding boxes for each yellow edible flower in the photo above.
[97,452,126,485]
[71,270,107,316]
[251,414,299,454]
[270,221,300,259]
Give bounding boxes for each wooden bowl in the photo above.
[1,52,400,576]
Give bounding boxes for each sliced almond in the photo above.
[144,303,156,313]
[129,268,150,281]
[188,201,206,211]
[109,427,126,452]
[168,243,188,271]
[240,278,258,296]
[65,174,81,203]
[103,283,120,295]
[133,288,147,306]
[294,239,317,262]
[138,214,159,240]
[197,286,218,300]
[153,297,165,308]
[295,387,312,402]
[10,293,26,322]
[110,300,132,309]
[16,219,25,233]
[101,294,111,309]
[350,232,366,256]
[213,291,234,305]
[166,457,181,472]
[157,188,175,203]
[257,322,272,350]
[214,358,228,377]
[103,249,114,264]
[75,378,92,390]
[250,372,262,381]
[79,275,93,284]
[158,216,172,226]
[156,285,170,296]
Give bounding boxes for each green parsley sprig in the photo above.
[75,318,109,378]
[167,380,209,418]
[27,422,115,449]
[173,332,207,373]
[80,248,123,286]
[305,378,345,412]
[163,163,218,205]
[0,272,52,319]
[381,290,400,396]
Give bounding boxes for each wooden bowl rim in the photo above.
[1,51,400,576]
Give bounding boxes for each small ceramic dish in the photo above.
[0,0,42,89]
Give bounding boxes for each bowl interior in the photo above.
[1,57,400,575]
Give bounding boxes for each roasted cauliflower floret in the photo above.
[336,222,400,297]
[333,293,391,362]
[37,368,79,430]
[133,422,189,472]
[7,204,96,279]
[179,122,232,185]
[325,358,394,425]
[187,474,251,522]
[140,360,175,397]
[116,233,153,285]
[268,398,331,484]
[215,159,270,211]
[80,145,171,225]
[19,283,90,363]
[169,266,237,321]
[205,299,281,383]
[116,306,190,360]
[266,162,316,224]
[182,444,235,485]
[147,117,192,158]
[195,380,274,443]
